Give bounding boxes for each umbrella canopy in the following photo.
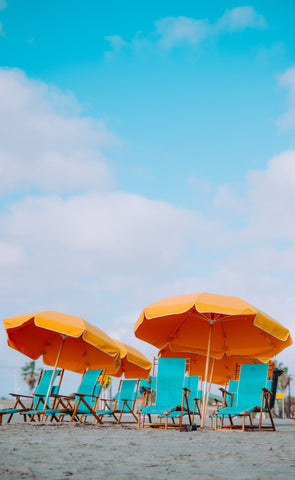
[134,292,292,359]
[108,339,152,379]
[158,344,271,386]
[4,311,121,374]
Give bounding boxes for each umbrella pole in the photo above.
[43,337,65,415]
[201,321,213,428]
[203,358,215,426]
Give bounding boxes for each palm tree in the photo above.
[276,361,292,417]
[21,361,40,392]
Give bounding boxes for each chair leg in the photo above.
[137,412,141,429]
[165,415,168,430]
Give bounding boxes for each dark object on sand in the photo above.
[180,423,197,432]
[270,367,284,409]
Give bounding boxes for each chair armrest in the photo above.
[34,393,55,397]
[50,394,74,399]
[219,388,231,396]
[164,405,182,415]
[183,387,190,393]
[9,393,33,399]
[74,393,99,398]
[212,397,223,404]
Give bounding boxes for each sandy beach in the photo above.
[0,419,295,480]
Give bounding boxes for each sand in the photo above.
[0,419,295,479]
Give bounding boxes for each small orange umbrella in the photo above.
[4,311,122,407]
[4,311,121,374]
[108,340,152,379]
[135,292,292,426]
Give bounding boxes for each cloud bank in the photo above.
[105,6,267,56]
[0,68,116,195]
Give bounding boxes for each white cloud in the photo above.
[247,149,295,240]
[278,66,295,131]
[0,0,7,11]
[1,192,209,265]
[104,35,127,58]
[105,7,267,54]
[256,42,285,65]
[217,6,267,32]
[214,184,244,212]
[0,68,117,195]
[0,242,24,267]
[154,16,210,50]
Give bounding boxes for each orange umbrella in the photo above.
[108,340,152,379]
[4,311,121,374]
[134,292,292,426]
[135,293,292,358]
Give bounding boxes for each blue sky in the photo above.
[1,1,295,395]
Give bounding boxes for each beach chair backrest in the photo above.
[87,382,103,409]
[139,378,150,391]
[140,376,156,390]
[155,358,186,408]
[77,370,102,396]
[266,380,272,390]
[236,364,268,409]
[32,369,62,409]
[184,376,199,410]
[74,370,103,414]
[117,379,138,411]
[227,379,239,408]
[150,376,156,391]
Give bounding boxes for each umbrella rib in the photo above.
[168,312,192,342]
[43,332,59,355]
[168,308,217,342]
[263,332,277,355]
[221,320,228,353]
[167,309,206,343]
[224,355,230,379]
[81,336,89,369]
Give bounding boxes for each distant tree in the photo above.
[276,362,291,393]
[276,361,292,418]
[21,361,40,392]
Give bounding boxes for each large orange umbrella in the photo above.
[4,311,122,406]
[134,292,292,426]
[108,340,152,379]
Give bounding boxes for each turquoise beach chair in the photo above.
[215,364,275,431]
[40,369,104,423]
[96,379,139,424]
[138,357,188,429]
[210,379,239,429]
[138,376,156,406]
[162,375,202,426]
[184,375,202,419]
[0,369,63,424]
